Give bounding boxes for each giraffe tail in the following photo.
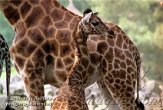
[4,45,15,110]
[135,54,145,110]
[135,98,144,110]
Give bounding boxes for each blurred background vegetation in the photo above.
[0,0,163,81]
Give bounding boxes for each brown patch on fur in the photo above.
[81,47,87,55]
[112,70,125,79]
[49,40,58,56]
[87,65,95,74]
[124,50,132,59]
[16,38,37,57]
[114,63,119,69]
[40,16,53,27]
[114,47,125,60]
[40,27,56,39]
[63,57,73,65]
[105,76,114,83]
[126,86,133,92]
[28,28,44,44]
[115,79,120,83]
[46,55,54,66]
[97,42,108,54]
[60,45,72,57]
[127,67,134,74]
[69,23,77,30]
[14,22,26,42]
[56,58,64,69]
[24,77,29,85]
[29,0,39,4]
[77,65,83,72]
[4,5,20,24]
[56,30,71,44]
[51,8,64,21]
[126,59,132,66]
[15,57,25,69]
[25,60,34,73]
[108,64,113,71]
[126,80,131,85]
[32,49,45,66]
[107,38,115,46]
[30,83,36,89]
[87,40,96,52]
[25,7,44,27]
[116,34,123,48]
[55,70,67,82]
[105,51,113,63]
[81,57,89,68]
[120,62,126,69]
[114,83,121,90]
[115,58,120,64]
[20,1,31,19]
[66,65,73,72]
[90,53,102,65]
[64,12,73,22]
[53,1,60,7]
[40,0,53,14]
[101,59,107,68]
[10,1,22,6]
[123,43,128,49]
[41,41,50,53]
[71,17,79,24]
[55,21,68,29]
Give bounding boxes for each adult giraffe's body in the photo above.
[0,0,143,110]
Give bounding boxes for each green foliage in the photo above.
[154,24,163,49]
[0,11,15,46]
[58,0,69,7]
[1,66,17,79]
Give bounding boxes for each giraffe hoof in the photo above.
[135,99,145,110]
[5,105,15,110]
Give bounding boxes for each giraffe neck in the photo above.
[67,25,88,86]
[74,25,89,57]
[0,0,81,31]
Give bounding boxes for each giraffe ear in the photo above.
[81,12,93,24]
[83,8,92,16]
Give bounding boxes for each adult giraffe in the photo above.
[0,0,143,110]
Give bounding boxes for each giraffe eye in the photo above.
[91,20,99,26]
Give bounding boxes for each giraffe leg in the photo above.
[103,77,137,110]
[97,81,120,110]
[21,70,45,110]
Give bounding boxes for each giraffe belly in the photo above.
[43,65,68,88]
[83,65,102,88]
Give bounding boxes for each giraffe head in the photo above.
[78,8,115,38]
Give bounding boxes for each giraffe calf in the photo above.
[50,9,113,110]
